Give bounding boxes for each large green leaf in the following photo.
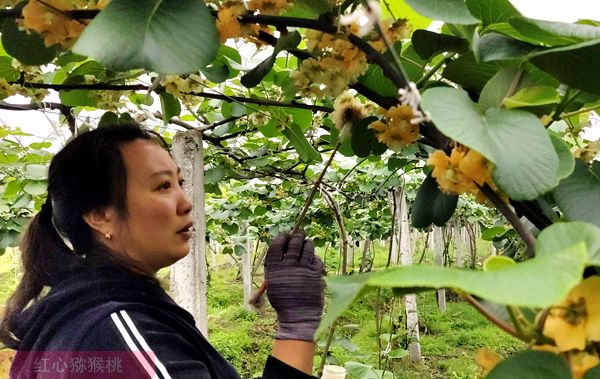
[411,30,469,61]
[281,124,322,163]
[159,93,181,123]
[513,17,600,42]
[319,242,587,334]
[1,18,59,66]
[201,45,241,83]
[476,33,541,62]
[536,221,600,265]
[73,0,218,74]
[442,53,504,93]
[464,0,520,26]
[554,160,600,227]
[411,175,458,228]
[59,90,98,107]
[528,39,600,97]
[487,350,571,379]
[509,17,584,46]
[422,87,559,200]
[404,0,479,25]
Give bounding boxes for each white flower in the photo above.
[339,0,381,37]
[398,82,430,124]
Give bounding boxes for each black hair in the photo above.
[0,122,167,348]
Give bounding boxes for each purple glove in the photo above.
[265,231,325,341]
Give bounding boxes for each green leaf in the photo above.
[65,61,107,82]
[464,0,520,26]
[476,33,541,62]
[442,53,504,93]
[411,175,458,228]
[320,243,587,334]
[509,17,584,47]
[585,364,600,379]
[422,87,559,200]
[351,117,387,158]
[404,0,479,25]
[0,56,19,82]
[411,30,469,61]
[159,92,181,123]
[481,226,507,240]
[24,164,48,180]
[536,221,600,265]
[549,132,575,181]
[201,45,242,83]
[2,180,20,199]
[357,64,398,98]
[401,44,426,83]
[281,124,322,163]
[205,166,226,184]
[59,90,98,107]
[23,181,46,196]
[502,86,560,108]
[479,67,519,111]
[317,273,373,336]
[73,0,219,74]
[512,17,600,43]
[528,39,600,97]
[554,160,600,227]
[487,350,571,379]
[287,107,313,130]
[241,31,301,88]
[1,18,59,66]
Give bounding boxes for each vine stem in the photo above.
[14,82,333,113]
[479,184,536,257]
[463,294,524,341]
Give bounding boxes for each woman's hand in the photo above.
[264,231,325,341]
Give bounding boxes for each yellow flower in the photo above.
[427,146,497,198]
[216,1,259,42]
[475,348,501,376]
[368,105,419,150]
[22,0,87,48]
[543,276,600,351]
[568,350,600,379]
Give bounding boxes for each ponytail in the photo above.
[0,200,80,348]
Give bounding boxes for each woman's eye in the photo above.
[159,181,171,190]
[178,179,185,187]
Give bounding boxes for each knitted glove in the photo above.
[265,231,325,341]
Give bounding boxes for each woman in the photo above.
[1,123,325,378]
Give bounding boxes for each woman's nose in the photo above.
[178,188,193,215]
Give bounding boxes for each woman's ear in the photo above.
[82,207,118,237]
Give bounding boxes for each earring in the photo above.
[104,233,111,240]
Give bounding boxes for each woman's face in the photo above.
[113,139,193,274]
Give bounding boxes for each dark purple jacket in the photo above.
[10,266,315,379]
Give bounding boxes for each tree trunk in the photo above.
[359,239,371,273]
[242,223,253,308]
[170,131,208,336]
[397,188,421,362]
[432,226,446,312]
[453,220,465,268]
[387,191,399,266]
